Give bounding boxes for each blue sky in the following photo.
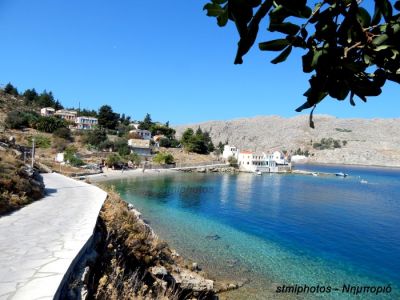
[0,0,398,124]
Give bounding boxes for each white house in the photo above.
[40,107,55,116]
[129,129,152,140]
[55,109,77,122]
[237,151,276,173]
[273,151,287,165]
[76,116,98,130]
[222,145,239,160]
[128,139,152,156]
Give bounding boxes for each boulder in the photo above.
[151,266,168,277]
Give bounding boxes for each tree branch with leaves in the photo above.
[204,0,400,127]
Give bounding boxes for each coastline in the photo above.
[87,168,178,183]
[293,161,400,170]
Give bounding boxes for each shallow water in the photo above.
[104,165,400,299]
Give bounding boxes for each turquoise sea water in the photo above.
[104,165,400,299]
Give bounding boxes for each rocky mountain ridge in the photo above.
[175,115,400,167]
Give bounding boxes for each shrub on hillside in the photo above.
[3,83,18,96]
[53,127,73,141]
[34,116,67,133]
[125,153,141,165]
[83,128,108,148]
[153,152,175,165]
[159,137,180,148]
[6,111,29,129]
[5,111,39,129]
[27,135,51,149]
[64,146,84,167]
[180,127,214,154]
[106,153,124,168]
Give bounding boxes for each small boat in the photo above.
[360,179,368,184]
[312,172,319,176]
[335,172,348,177]
[255,170,262,175]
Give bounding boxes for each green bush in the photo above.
[5,111,39,129]
[64,146,84,167]
[27,135,51,149]
[153,152,175,165]
[53,127,72,141]
[83,128,107,148]
[180,127,214,154]
[106,153,124,168]
[125,153,141,165]
[313,138,342,150]
[34,116,67,133]
[228,156,238,167]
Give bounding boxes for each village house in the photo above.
[128,138,152,156]
[54,109,77,123]
[129,129,152,140]
[75,116,98,130]
[40,107,55,116]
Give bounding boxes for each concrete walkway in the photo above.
[0,173,107,300]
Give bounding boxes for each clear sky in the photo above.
[0,0,398,124]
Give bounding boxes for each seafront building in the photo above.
[223,145,291,173]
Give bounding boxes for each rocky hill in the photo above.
[175,115,400,167]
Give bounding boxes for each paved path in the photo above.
[0,173,107,300]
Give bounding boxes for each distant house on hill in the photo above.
[76,116,98,130]
[40,107,55,116]
[128,139,152,156]
[129,129,151,140]
[55,109,77,122]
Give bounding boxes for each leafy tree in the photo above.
[153,152,175,165]
[217,141,225,153]
[180,127,214,154]
[106,153,123,168]
[53,127,73,141]
[27,135,51,149]
[5,111,29,129]
[138,113,153,130]
[64,146,84,167]
[114,138,130,156]
[35,116,67,133]
[98,105,119,130]
[204,0,400,127]
[54,100,63,110]
[228,156,238,167]
[23,88,39,103]
[125,152,142,165]
[159,137,180,148]
[83,128,108,148]
[150,124,176,139]
[181,128,194,146]
[37,90,56,107]
[3,83,18,96]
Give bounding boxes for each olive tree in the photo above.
[204,0,400,127]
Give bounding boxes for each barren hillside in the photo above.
[175,115,400,167]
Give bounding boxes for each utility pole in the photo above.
[31,138,35,168]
